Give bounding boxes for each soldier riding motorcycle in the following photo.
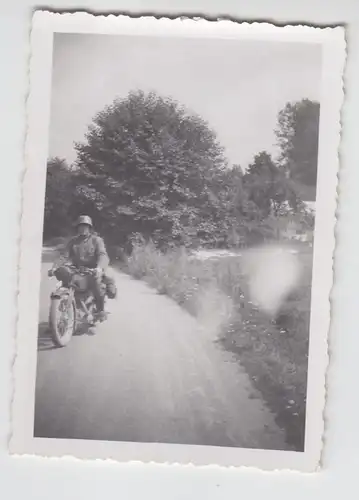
[48,216,117,346]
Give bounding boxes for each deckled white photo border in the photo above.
[10,11,346,472]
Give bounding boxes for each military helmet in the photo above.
[75,215,93,227]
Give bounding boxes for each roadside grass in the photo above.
[124,240,313,451]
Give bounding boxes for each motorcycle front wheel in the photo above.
[49,296,76,347]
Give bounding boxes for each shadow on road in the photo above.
[38,320,96,351]
[37,322,57,351]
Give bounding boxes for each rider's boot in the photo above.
[96,310,108,322]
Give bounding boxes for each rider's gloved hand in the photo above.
[48,269,54,277]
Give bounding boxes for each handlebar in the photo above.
[48,265,99,277]
[69,265,97,275]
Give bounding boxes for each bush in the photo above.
[126,239,209,310]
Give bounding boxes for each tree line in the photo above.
[44,90,319,254]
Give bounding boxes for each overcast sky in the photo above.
[49,33,322,169]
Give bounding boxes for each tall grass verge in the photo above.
[123,239,312,451]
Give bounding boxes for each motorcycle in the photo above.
[47,264,107,347]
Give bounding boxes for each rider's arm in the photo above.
[95,237,109,270]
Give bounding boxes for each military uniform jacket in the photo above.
[65,233,109,269]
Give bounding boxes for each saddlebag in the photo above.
[103,275,117,299]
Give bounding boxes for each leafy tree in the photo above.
[44,93,319,253]
[275,99,320,188]
[74,90,228,248]
[213,165,266,247]
[243,151,301,218]
[43,157,77,239]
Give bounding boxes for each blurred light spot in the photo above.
[242,244,302,316]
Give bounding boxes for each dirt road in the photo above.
[34,254,288,450]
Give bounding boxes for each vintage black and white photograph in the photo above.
[10,13,345,471]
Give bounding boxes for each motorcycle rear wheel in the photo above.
[49,296,76,347]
